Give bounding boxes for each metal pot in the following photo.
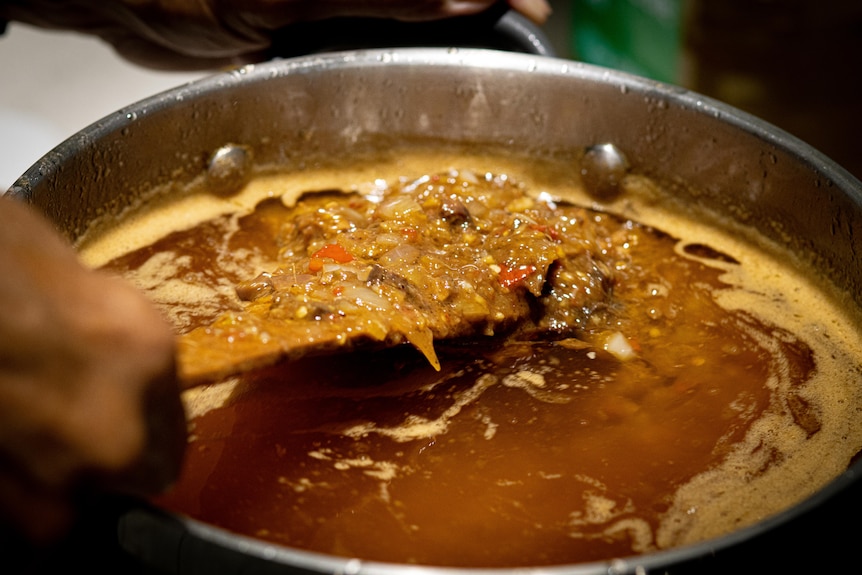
[7,47,862,573]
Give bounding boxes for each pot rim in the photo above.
[15,48,862,573]
[10,48,862,204]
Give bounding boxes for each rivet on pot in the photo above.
[206,143,252,196]
[580,143,630,202]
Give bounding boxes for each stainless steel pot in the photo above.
[7,48,862,574]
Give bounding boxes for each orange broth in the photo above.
[81,151,862,567]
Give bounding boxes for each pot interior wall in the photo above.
[9,49,862,306]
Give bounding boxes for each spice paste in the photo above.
[169,170,617,384]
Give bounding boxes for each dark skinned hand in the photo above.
[0,0,551,69]
[0,195,186,543]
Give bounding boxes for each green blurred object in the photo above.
[571,0,683,83]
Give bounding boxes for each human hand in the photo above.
[0,0,551,69]
[0,196,186,543]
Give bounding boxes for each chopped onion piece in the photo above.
[602,331,636,361]
[379,244,420,266]
[377,195,423,219]
[341,285,392,311]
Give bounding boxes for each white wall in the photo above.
[0,24,203,191]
